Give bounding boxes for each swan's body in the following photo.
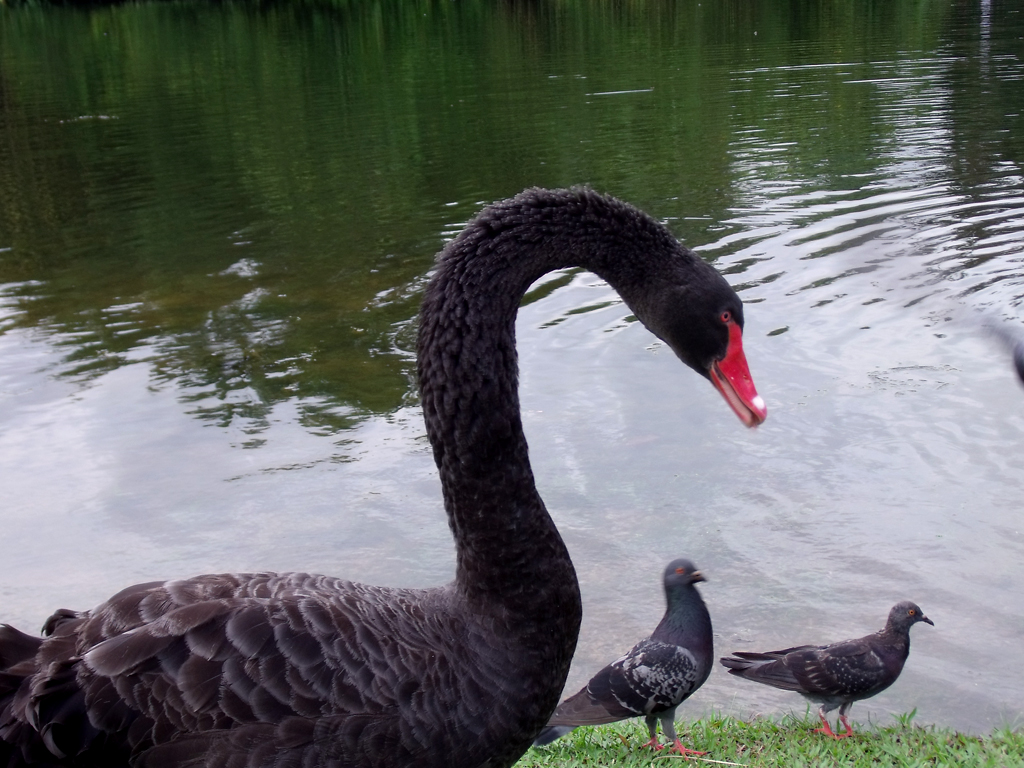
[0,188,765,768]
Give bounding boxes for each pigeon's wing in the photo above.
[720,645,823,692]
[547,640,700,727]
[784,639,885,698]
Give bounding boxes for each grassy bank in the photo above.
[518,714,1024,767]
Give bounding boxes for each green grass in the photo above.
[518,714,1024,767]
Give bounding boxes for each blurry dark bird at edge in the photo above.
[982,318,1024,386]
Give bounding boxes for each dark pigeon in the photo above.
[533,558,713,756]
[720,601,933,739]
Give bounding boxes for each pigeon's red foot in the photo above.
[641,737,664,750]
[813,715,852,740]
[813,726,849,740]
[668,739,707,756]
[839,715,856,738]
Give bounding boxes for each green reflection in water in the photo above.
[0,0,960,432]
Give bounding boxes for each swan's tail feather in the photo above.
[0,625,43,767]
[0,622,135,767]
[0,625,43,670]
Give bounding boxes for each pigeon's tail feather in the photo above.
[720,651,781,668]
[731,645,817,660]
[543,682,635,728]
[720,653,804,692]
[533,725,575,746]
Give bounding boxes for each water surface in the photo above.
[1,0,1023,734]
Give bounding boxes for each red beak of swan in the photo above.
[710,319,767,428]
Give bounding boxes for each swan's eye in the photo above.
[720,311,732,324]
[675,567,686,575]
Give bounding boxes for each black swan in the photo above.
[0,188,766,768]
[533,558,712,756]
[721,601,933,739]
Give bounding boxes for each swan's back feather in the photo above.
[2,573,523,767]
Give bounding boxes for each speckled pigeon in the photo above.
[532,558,713,755]
[720,601,933,739]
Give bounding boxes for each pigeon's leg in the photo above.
[837,715,855,737]
[812,713,840,739]
[837,702,855,737]
[660,712,707,756]
[640,715,663,750]
[812,706,849,739]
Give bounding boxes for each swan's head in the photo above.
[640,273,767,428]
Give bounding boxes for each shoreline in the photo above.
[519,713,1024,767]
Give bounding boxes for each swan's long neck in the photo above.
[417,190,685,619]
[418,224,571,613]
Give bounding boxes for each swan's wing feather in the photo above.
[2,574,455,765]
[0,625,45,669]
[134,716,378,768]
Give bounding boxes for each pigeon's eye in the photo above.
[908,609,916,616]
[720,311,732,324]
[675,567,686,575]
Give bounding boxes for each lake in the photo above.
[1,0,1023,736]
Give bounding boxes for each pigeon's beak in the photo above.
[921,615,934,626]
[691,571,706,584]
